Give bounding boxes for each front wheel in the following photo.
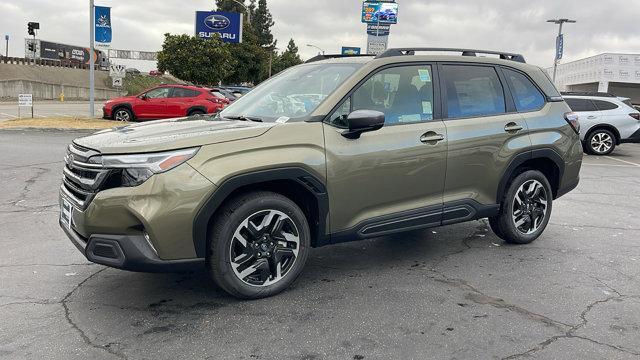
[208,191,310,299]
[489,170,553,244]
[112,107,133,122]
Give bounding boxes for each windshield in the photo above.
[219,63,362,122]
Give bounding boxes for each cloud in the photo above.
[2,0,639,70]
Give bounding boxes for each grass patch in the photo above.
[123,74,182,95]
[0,117,128,129]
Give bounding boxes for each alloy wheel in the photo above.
[114,110,130,121]
[229,210,300,287]
[590,132,613,154]
[512,179,548,235]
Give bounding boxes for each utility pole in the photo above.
[4,35,8,58]
[89,0,95,118]
[547,18,576,83]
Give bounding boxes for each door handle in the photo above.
[587,116,596,119]
[504,122,523,133]
[420,132,445,144]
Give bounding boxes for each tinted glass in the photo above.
[145,87,170,99]
[592,100,619,111]
[504,69,545,112]
[350,65,434,125]
[565,98,597,112]
[443,65,505,118]
[172,88,199,98]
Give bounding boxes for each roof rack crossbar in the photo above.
[305,54,375,63]
[375,48,526,63]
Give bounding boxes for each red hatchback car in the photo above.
[103,85,227,121]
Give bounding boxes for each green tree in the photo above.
[157,34,235,85]
[252,0,276,48]
[215,0,247,13]
[223,23,269,84]
[272,39,303,75]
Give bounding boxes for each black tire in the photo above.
[585,129,616,155]
[188,109,206,116]
[489,170,553,244]
[208,191,310,299]
[112,107,134,122]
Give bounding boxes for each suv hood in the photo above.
[74,117,275,154]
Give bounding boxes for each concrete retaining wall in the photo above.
[0,79,122,101]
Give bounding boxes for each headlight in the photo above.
[101,148,199,186]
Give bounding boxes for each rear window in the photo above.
[592,100,619,111]
[172,88,200,98]
[503,69,545,112]
[442,65,506,118]
[565,98,597,112]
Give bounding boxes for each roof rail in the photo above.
[560,91,616,98]
[305,54,375,63]
[375,48,526,63]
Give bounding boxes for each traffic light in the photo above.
[27,22,39,36]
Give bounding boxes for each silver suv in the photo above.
[563,92,640,155]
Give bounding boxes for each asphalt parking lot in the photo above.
[1,129,639,360]
[0,101,105,120]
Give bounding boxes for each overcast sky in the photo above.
[1,0,639,71]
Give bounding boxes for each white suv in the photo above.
[563,92,640,155]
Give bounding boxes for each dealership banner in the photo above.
[195,11,243,44]
[94,6,112,49]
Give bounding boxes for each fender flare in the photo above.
[111,103,134,119]
[496,148,565,203]
[192,167,329,258]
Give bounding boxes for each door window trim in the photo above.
[323,62,442,128]
[437,62,515,121]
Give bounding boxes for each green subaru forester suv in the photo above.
[60,48,583,298]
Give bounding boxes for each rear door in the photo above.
[324,64,448,237]
[167,87,200,117]
[135,87,170,119]
[439,63,531,208]
[564,98,601,138]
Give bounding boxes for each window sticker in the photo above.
[418,69,432,82]
[275,116,290,124]
[422,101,433,115]
[399,114,421,123]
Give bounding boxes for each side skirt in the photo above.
[328,200,499,245]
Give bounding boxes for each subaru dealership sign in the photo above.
[195,11,243,43]
[94,6,112,49]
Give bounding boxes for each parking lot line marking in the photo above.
[582,163,640,168]
[0,113,18,119]
[604,156,640,167]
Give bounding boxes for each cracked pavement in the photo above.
[0,129,639,359]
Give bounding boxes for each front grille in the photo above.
[61,144,116,209]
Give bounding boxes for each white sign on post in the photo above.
[112,77,123,87]
[109,64,126,78]
[18,94,33,107]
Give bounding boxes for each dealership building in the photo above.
[548,53,640,104]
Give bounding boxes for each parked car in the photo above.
[149,70,164,76]
[60,48,582,299]
[222,86,252,98]
[562,92,640,155]
[210,87,238,102]
[125,68,141,76]
[103,85,227,121]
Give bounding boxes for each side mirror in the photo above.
[341,110,385,139]
[140,94,148,100]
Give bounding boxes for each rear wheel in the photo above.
[490,170,553,244]
[188,109,206,116]
[112,107,133,122]
[208,191,310,299]
[586,129,616,155]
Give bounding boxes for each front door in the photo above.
[323,64,447,239]
[136,87,170,119]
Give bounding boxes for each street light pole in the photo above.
[4,35,8,58]
[547,18,576,83]
[89,0,95,118]
[228,0,251,23]
[306,44,325,56]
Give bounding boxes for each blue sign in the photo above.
[94,6,112,49]
[195,11,243,44]
[555,34,563,61]
[341,47,361,55]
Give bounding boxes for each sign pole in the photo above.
[89,0,95,119]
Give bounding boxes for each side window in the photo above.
[565,98,597,112]
[350,65,435,124]
[172,88,199,98]
[145,87,170,99]
[328,98,351,128]
[504,69,545,112]
[442,65,505,118]
[592,100,619,111]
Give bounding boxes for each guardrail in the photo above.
[0,56,95,70]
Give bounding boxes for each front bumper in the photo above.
[59,218,204,272]
[102,107,111,119]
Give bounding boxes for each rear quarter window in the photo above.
[503,68,545,112]
[592,100,619,111]
[565,98,597,112]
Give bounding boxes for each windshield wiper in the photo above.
[224,115,263,122]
